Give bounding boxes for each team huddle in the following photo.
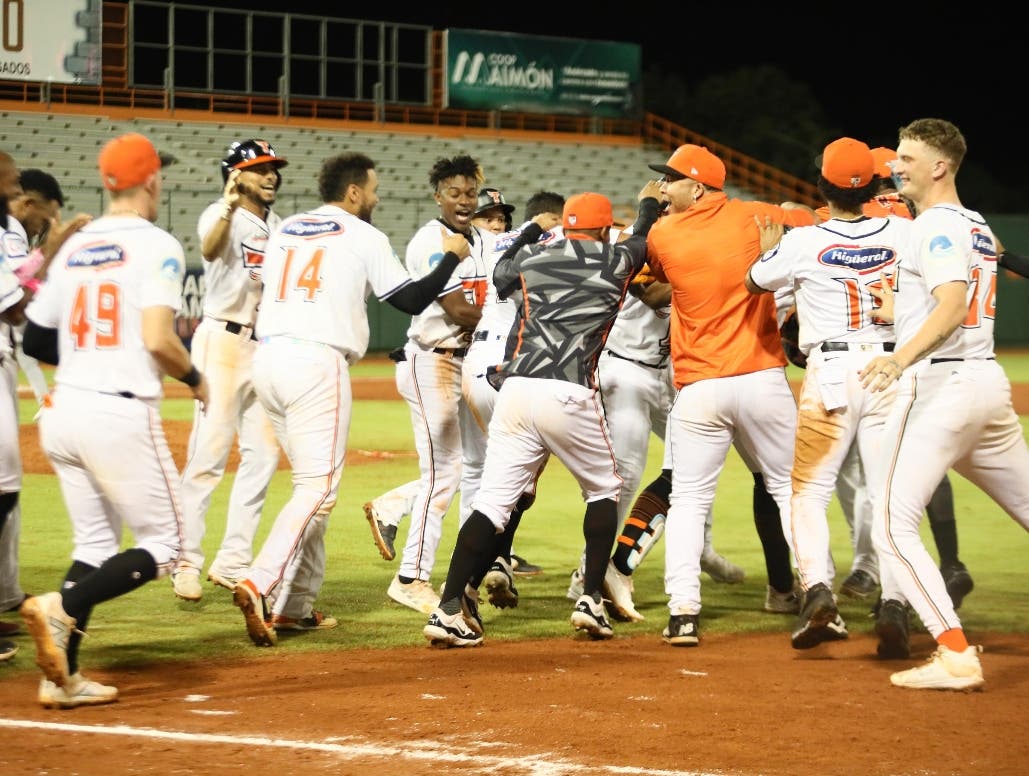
[2,116,1028,709]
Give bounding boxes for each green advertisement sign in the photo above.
[445,29,642,119]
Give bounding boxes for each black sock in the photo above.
[61,548,157,619]
[612,469,671,576]
[927,476,960,567]
[752,473,794,593]
[441,511,497,604]
[0,491,17,535]
[582,498,618,598]
[59,560,99,676]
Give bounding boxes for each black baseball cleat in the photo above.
[941,562,974,610]
[874,598,910,659]
[790,583,838,650]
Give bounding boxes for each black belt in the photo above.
[930,357,996,364]
[606,349,668,370]
[433,347,468,358]
[821,341,895,352]
[224,320,258,341]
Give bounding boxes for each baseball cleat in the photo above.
[890,645,984,691]
[570,594,613,640]
[233,580,277,647]
[39,673,118,709]
[483,557,519,609]
[423,607,483,648]
[790,583,838,649]
[662,613,700,646]
[20,592,75,687]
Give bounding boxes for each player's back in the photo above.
[29,215,185,399]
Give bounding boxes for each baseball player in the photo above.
[644,144,816,647]
[464,190,565,607]
[424,190,660,648]
[19,132,208,707]
[746,137,911,649]
[382,155,490,615]
[860,118,1029,690]
[232,152,471,646]
[172,139,286,602]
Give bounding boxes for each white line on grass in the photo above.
[0,718,725,776]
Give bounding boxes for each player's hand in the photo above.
[869,270,895,323]
[531,212,561,232]
[859,354,903,392]
[222,169,242,210]
[192,373,210,414]
[638,179,663,202]
[755,215,784,254]
[41,213,92,264]
[441,228,471,260]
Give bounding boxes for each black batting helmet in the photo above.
[221,139,288,187]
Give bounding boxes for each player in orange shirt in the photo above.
[643,144,817,645]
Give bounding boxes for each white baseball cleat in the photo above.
[890,645,984,691]
[172,570,203,602]
[388,575,440,615]
[602,560,644,622]
[39,673,118,709]
[20,592,75,688]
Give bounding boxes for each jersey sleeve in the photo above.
[364,227,414,301]
[0,257,24,315]
[914,211,972,293]
[197,201,223,242]
[747,231,796,292]
[141,230,187,312]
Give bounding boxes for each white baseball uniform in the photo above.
[393,219,489,582]
[873,204,1029,639]
[0,216,28,611]
[250,204,413,618]
[748,215,909,591]
[25,214,187,573]
[177,201,281,582]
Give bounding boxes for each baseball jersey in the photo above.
[25,215,186,399]
[491,234,648,389]
[198,201,282,325]
[604,293,671,367]
[404,219,491,349]
[748,216,907,354]
[255,204,413,363]
[893,204,997,361]
[469,220,564,364]
[0,216,28,358]
[646,192,815,388]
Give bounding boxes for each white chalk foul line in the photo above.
[0,718,721,776]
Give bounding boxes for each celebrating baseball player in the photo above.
[859,118,1029,690]
[746,137,910,650]
[379,155,490,616]
[423,189,661,648]
[644,144,816,647]
[172,139,287,602]
[231,152,472,646]
[19,132,208,707]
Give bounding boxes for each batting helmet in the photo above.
[221,139,288,187]
[475,187,515,217]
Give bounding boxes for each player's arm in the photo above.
[631,279,672,309]
[200,170,242,261]
[21,319,58,364]
[999,250,1029,278]
[494,223,545,300]
[143,305,209,409]
[386,229,471,315]
[623,183,664,240]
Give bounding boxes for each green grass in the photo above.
[6,391,1029,679]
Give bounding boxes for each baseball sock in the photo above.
[441,511,496,609]
[582,498,618,598]
[938,627,969,653]
[61,548,157,618]
[926,475,960,568]
[57,560,98,676]
[613,469,672,576]
[751,473,794,593]
[0,491,17,534]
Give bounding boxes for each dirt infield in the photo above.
[7,375,1029,775]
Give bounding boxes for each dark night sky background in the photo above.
[158,2,1027,195]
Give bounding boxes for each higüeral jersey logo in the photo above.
[817,245,896,274]
[67,243,126,269]
[283,219,343,239]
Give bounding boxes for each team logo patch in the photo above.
[427,251,446,269]
[161,256,184,282]
[929,234,954,257]
[971,229,996,259]
[817,244,896,274]
[67,243,126,269]
[282,218,343,239]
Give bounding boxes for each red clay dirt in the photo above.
[5,375,1029,775]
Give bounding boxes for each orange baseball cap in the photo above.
[563,192,614,230]
[648,144,726,189]
[870,146,898,179]
[98,132,176,192]
[821,137,874,188]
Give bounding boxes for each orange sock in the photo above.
[937,628,968,653]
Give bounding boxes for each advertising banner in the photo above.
[445,29,641,119]
[1,0,101,84]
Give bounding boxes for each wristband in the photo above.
[21,277,40,293]
[179,365,201,387]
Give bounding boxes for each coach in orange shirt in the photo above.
[644,143,815,646]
